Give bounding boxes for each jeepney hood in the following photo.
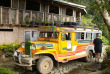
[31,41,58,49]
[17,41,58,55]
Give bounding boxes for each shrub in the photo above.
[102,67,110,74]
[102,36,109,45]
[0,67,19,74]
[105,46,110,52]
[0,43,20,57]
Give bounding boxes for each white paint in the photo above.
[14,51,17,57]
[72,46,77,51]
[86,45,95,53]
[67,41,71,49]
[75,51,86,55]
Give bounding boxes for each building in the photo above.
[0,0,86,44]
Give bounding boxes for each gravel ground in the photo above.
[0,45,107,74]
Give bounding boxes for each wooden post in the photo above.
[73,10,76,22]
[40,3,41,12]
[48,5,49,13]
[9,8,11,24]
[59,6,61,22]
[16,9,19,24]
[79,12,81,25]
[42,12,44,22]
[18,0,19,9]
[23,10,25,21]
[1,7,2,24]
[11,0,13,8]
[30,11,32,21]
[24,0,26,10]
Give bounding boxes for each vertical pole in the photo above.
[1,7,2,24]
[9,8,11,24]
[23,10,25,21]
[11,0,13,8]
[18,0,19,9]
[40,3,41,12]
[16,9,19,24]
[30,11,32,21]
[24,0,26,10]
[79,12,81,25]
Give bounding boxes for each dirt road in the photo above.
[0,45,107,74]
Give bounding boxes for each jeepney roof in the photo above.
[38,26,102,33]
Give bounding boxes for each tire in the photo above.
[83,51,93,62]
[36,56,53,74]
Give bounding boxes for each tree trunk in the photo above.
[96,0,110,44]
[107,26,110,44]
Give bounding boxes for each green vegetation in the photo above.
[102,36,109,45]
[105,46,110,52]
[0,43,20,56]
[0,67,19,74]
[81,15,95,26]
[64,0,109,43]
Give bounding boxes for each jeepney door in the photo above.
[60,32,72,53]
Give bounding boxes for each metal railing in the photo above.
[0,6,44,25]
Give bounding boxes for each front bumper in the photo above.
[14,51,32,67]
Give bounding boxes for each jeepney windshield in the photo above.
[40,32,59,38]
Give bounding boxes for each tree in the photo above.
[65,0,110,43]
[95,0,110,43]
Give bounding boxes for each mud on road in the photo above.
[0,58,98,74]
[0,45,107,74]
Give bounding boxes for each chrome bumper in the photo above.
[14,51,32,67]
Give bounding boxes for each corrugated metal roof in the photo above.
[53,0,86,9]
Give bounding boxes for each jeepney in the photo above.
[14,25,102,74]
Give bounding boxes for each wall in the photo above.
[0,26,38,45]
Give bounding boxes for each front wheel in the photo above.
[36,56,53,74]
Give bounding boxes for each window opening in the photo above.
[0,0,11,7]
[25,31,38,42]
[66,33,71,40]
[26,0,40,11]
[49,5,59,14]
[86,33,92,40]
[62,33,66,41]
[76,32,85,40]
[25,31,31,42]
[81,33,84,39]
[32,31,38,41]
[40,32,59,38]
[93,33,97,40]
[66,8,73,16]
[0,29,13,31]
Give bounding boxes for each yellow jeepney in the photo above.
[14,26,102,74]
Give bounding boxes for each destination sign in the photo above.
[38,26,56,32]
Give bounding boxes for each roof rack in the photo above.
[59,22,99,30]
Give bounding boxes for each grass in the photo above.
[0,67,19,74]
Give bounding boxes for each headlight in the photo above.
[32,44,36,50]
[22,43,25,48]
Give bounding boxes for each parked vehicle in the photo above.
[14,25,102,74]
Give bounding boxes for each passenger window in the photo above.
[81,33,84,39]
[62,33,66,41]
[76,32,85,40]
[86,33,92,40]
[66,33,71,40]
[93,33,97,39]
